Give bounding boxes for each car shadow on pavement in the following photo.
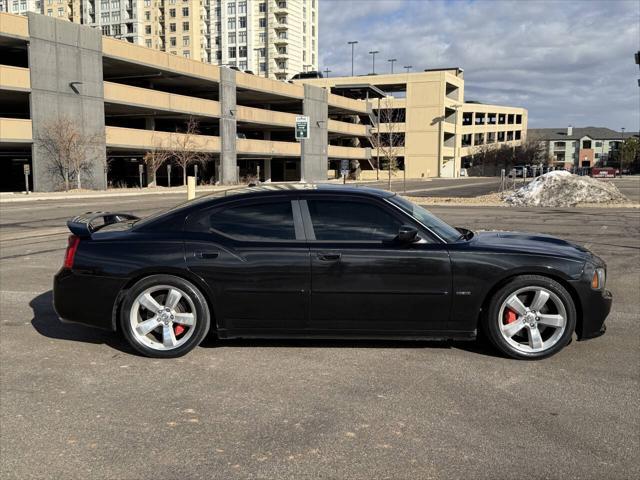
[201,336,503,358]
[29,290,135,355]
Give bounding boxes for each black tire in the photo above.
[482,275,576,360]
[120,274,211,358]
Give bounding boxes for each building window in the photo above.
[169,8,176,17]
[112,11,120,21]
[277,60,286,69]
[145,39,152,48]
[112,25,121,35]
[228,47,236,58]
[259,62,266,72]
[101,12,109,21]
[111,0,119,8]
[238,1,246,13]
[238,30,246,43]
[259,47,266,57]
[183,36,189,46]
[215,22,221,33]
[183,50,190,58]
[170,37,176,47]
[47,8,53,15]
[170,23,176,32]
[215,50,222,60]
[278,31,287,39]
[302,51,306,61]
[259,17,266,28]
[278,0,286,7]
[259,2,266,13]
[182,7,189,16]
[182,21,189,31]
[239,61,247,70]
[595,141,603,147]
[214,6,220,17]
[228,18,236,29]
[101,25,110,34]
[259,32,266,43]
[215,35,221,45]
[144,0,150,5]
[227,2,235,14]
[228,32,236,43]
[144,11,150,20]
[144,25,151,34]
[239,46,247,57]
[239,16,246,28]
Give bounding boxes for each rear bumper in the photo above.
[53,268,123,331]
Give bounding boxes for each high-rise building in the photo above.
[0,0,319,79]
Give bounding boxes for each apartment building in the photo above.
[297,70,528,178]
[528,126,638,169]
[0,0,318,79]
[0,12,366,191]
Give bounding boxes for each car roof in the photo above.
[204,183,395,201]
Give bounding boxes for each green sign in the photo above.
[295,115,310,140]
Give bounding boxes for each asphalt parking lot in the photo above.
[1,192,639,479]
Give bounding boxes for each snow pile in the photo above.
[504,171,627,207]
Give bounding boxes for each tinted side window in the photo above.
[191,201,296,240]
[307,199,401,241]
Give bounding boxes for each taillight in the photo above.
[63,235,80,269]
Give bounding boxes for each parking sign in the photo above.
[295,116,310,140]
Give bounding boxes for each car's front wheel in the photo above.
[120,275,210,358]
[484,275,576,360]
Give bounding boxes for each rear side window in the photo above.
[307,199,401,241]
[189,201,296,241]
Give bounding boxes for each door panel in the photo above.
[183,198,310,333]
[303,196,452,332]
[185,240,310,331]
[309,244,451,332]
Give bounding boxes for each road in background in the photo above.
[1,193,639,480]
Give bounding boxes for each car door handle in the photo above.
[196,251,219,259]
[317,252,341,261]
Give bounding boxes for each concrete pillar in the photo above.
[301,84,328,182]
[28,13,106,192]
[219,67,237,184]
[264,159,272,182]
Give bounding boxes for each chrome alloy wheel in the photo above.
[129,285,197,351]
[497,286,567,354]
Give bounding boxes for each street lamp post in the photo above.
[369,50,379,74]
[404,65,412,73]
[621,127,626,171]
[323,68,331,78]
[348,41,358,76]
[388,58,397,74]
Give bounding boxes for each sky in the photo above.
[318,0,640,131]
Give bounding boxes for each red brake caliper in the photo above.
[174,324,185,336]
[504,309,517,324]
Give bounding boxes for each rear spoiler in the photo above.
[67,212,140,238]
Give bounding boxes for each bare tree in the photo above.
[371,98,405,188]
[143,133,172,187]
[35,116,104,191]
[172,117,206,185]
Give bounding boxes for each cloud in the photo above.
[319,0,640,130]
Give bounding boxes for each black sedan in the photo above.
[53,185,611,359]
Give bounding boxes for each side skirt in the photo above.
[217,329,477,341]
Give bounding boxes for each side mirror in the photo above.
[397,225,419,243]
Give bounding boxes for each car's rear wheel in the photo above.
[484,275,576,360]
[120,275,210,358]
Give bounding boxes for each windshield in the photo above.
[387,195,462,243]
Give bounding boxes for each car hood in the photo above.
[469,230,597,263]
